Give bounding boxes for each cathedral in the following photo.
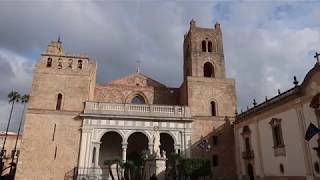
[15,20,237,179]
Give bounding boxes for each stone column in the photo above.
[175,145,180,154]
[94,142,101,167]
[148,143,154,155]
[122,143,128,162]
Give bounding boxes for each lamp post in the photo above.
[198,138,212,155]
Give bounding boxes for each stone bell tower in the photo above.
[16,39,96,180]
[183,19,226,79]
[180,20,237,178]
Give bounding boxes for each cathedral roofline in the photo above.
[100,72,169,88]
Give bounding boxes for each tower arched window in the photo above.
[204,62,215,77]
[211,101,216,116]
[56,93,63,110]
[202,40,207,52]
[68,59,73,69]
[208,41,213,52]
[47,58,52,67]
[58,58,62,69]
[131,95,146,104]
[78,60,83,69]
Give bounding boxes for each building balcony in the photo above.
[242,150,254,160]
[83,101,192,119]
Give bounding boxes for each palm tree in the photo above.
[105,159,116,180]
[0,91,20,175]
[1,91,21,157]
[9,94,29,175]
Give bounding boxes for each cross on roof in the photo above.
[57,35,61,43]
[314,52,320,63]
[136,60,141,73]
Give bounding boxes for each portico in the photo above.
[77,102,192,177]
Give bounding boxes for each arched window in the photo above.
[78,60,83,69]
[68,59,73,69]
[269,118,284,147]
[131,95,146,104]
[47,58,52,67]
[204,62,215,77]
[280,164,284,174]
[58,58,62,69]
[202,40,207,52]
[211,101,216,116]
[56,93,62,110]
[208,41,213,52]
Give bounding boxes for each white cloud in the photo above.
[0,1,319,127]
[0,48,33,131]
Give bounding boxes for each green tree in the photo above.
[1,91,21,156]
[10,94,29,175]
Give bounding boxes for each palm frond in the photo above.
[21,94,30,103]
[8,91,21,103]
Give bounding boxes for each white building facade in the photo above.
[77,101,193,178]
[234,62,320,180]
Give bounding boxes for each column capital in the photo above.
[122,142,128,148]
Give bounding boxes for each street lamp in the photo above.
[198,138,212,155]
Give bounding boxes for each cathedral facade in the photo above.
[15,20,237,179]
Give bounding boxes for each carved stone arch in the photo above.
[97,129,125,143]
[125,130,152,144]
[125,91,149,104]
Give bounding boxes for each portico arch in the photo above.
[99,131,123,167]
[160,132,175,156]
[97,129,125,143]
[125,130,152,143]
[127,132,149,166]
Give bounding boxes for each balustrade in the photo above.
[84,101,190,118]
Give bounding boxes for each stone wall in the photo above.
[16,112,81,180]
[15,41,96,180]
[94,73,180,105]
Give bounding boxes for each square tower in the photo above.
[16,40,97,180]
[180,20,237,178]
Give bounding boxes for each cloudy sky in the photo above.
[0,1,319,132]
